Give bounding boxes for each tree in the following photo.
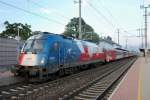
[83,32,100,43]
[63,17,99,43]
[0,21,32,40]
[63,17,86,38]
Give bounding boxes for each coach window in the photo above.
[50,42,59,52]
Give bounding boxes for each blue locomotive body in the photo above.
[16,32,101,79]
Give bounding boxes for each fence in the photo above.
[0,38,24,67]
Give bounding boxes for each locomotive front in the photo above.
[13,34,49,79]
[19,39,47,67]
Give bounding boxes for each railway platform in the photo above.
[109,56,150,100]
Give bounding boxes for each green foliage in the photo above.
[83,32,100,43]
[63,17,100,43]
[63,17,86,38]
[0,21,32,40]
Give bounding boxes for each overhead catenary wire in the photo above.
[97,0,120,27]
[97,0,144,38]
[85,0,121,43]
[85,0,142,46]
[0,0,65,26]
[97,0,124,30]
[85,0,116,29]
[26,0,70,21]
[97,0,136,35]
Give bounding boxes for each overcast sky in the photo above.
[0,0,150,49]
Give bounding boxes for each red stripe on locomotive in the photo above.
[18,53,25,65]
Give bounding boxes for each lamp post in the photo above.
[17,26,21,55]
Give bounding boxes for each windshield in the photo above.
[23,39,45,53]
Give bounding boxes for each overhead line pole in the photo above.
[142,30,144,49]
[137,28,144,48]
[17,26,20,55]
[117,29,120,45]
[79,0,82,39]
[144,7,148,52]
[125,38,128,49]
[141,5,150,57]
[137,28,141,48]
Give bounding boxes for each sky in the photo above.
[0,0,150,50]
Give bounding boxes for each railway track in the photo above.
[0,57,137,100]
[60,57,136,100]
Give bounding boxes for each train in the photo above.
[12,32,136,81]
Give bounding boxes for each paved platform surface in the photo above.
[141,57,150,100]
[109,57,150,100]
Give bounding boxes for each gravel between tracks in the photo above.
[35,58,135,100]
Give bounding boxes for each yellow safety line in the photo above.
[138,79,141,100]
[138,58,142,100]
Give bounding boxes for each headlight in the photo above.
[41,57,45,64]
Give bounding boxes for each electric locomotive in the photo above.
[13,32,104,80]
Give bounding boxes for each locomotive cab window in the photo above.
[23,39,45,53]
[23,39,33,52]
